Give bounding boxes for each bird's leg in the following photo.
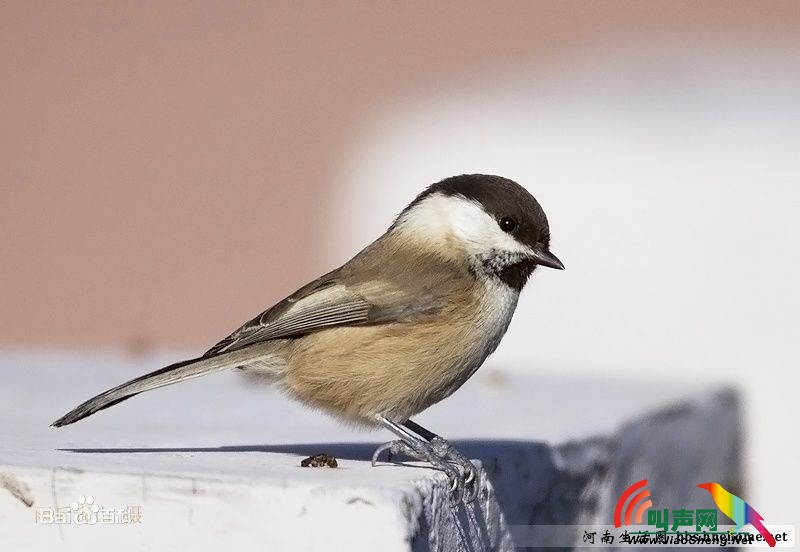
[372,416,466,504]
[403,419,480,503]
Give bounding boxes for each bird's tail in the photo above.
[51,347,265,427]
[750,517,776,547]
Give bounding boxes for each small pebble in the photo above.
[300,453,338,468]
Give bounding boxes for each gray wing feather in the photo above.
[204,241,460,357]
[218,299,371,351]
[205,273,374,355]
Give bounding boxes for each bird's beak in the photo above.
[529,247,565,270]
[697,483,711,491]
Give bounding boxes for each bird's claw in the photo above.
[371,440,405,466]
[372,439,468,503]
[371,438,480,504]
[430,436,480,503]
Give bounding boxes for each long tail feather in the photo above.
[51,348,260,427]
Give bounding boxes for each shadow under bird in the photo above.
[52,174,564,503]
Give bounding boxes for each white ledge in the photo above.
[0,351,740,550]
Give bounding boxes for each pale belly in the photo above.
[270,280,520,426]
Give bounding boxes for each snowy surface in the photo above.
[0,350,727,550]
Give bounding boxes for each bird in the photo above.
[697,482,776,547]
[52,174,564,503]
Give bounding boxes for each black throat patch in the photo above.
[496,262,536,292]
[476,251,536,292]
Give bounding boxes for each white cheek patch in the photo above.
[396,193,533,258]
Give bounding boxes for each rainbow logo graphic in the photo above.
[614,479,653,527]
[697,482,776,547]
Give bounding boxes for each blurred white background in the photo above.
[330,40,799,522]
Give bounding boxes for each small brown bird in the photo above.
[52,174,564,503]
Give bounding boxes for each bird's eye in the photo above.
[499,216,517,232]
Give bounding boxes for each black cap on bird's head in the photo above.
[428,175,562,268]
[392,174,563,292]
[405,173,563,265]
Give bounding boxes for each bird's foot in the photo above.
[429,436,480,503]
[373,416,481,504]
[372,439,468,504]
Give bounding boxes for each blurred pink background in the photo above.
[2,1,799,351]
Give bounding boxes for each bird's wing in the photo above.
[203,271,369,356]
[203,250,460,357]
